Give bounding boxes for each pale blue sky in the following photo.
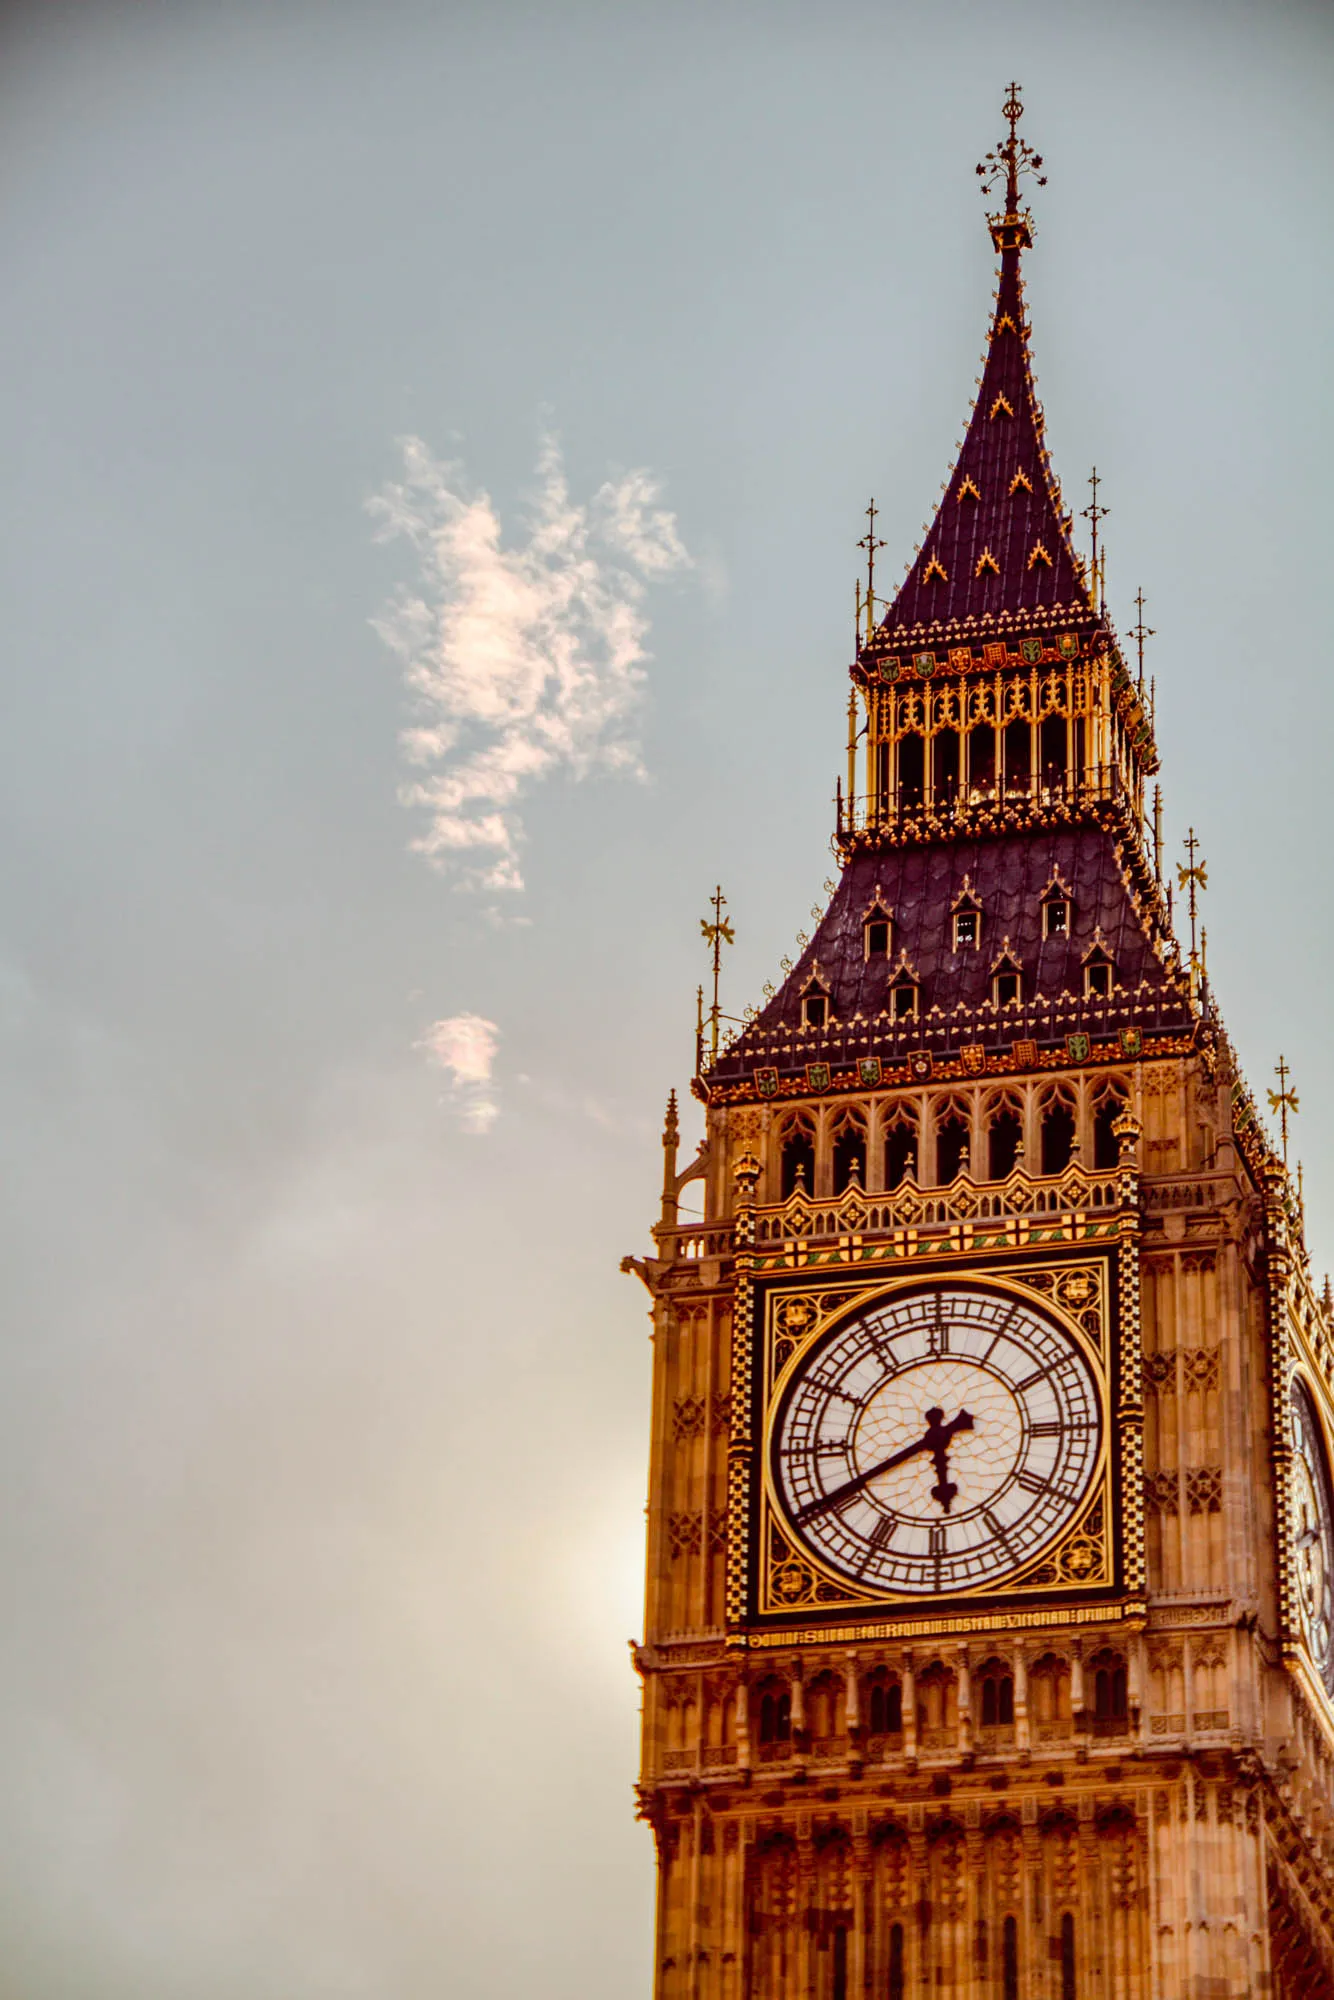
[1,4,1331,1995]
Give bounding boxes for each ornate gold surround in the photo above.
[738,1250,1130,1628]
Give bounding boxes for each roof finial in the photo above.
[1130,587,1156,694]
[976,82,1047,252]
[699,885,735,1064]
[856,498,886,646]
[1082,467,1110,615]
[1268,1055,1300,1170]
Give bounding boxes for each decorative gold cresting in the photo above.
[976,80,1047,251]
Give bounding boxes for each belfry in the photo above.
[625,88,1334,1999]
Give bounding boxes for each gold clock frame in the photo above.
[737,1250,1130,1629]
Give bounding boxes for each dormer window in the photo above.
[1083,949,1114,998]
[890,975,918,1020]
[864,905,893,959]
[802,979,831,1029]
[992,956,1022,1007]
[1044,896,1070,939]
[951,889,982,951]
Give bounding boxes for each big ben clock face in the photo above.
[1290,1379,1334,1692]
[770,1282,1103,1597]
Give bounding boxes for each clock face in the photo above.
[1290,1380,1334,1691]
[770,1282,1103,1597]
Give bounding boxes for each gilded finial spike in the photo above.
[1130,587,1156,694]
[1267,1055,1300,1170]
[976,82,1046,251]
[1082,468,1109,615]
[699,886,735,1065]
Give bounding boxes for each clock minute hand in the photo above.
[795,1407,975,1525]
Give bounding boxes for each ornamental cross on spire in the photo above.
[976,81,1047,247]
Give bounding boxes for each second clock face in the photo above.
[1290,1379,1334,1692]
[771,1282,1103,1597]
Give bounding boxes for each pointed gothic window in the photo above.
[883,1114,917,1188]
[1040,1090,1077,1175]
[1009,467,1034,496]
[978,1661,1014,1725]
[1027,541,1054,569]
[864,906,892,958]
[923,553,948,584]
[935,1103,970,1185]
[1083,947,1114,998]
[1092,1089,1126,1170]
[1003,1916,1019,2000]
[831,1113,866,1195]
[779,1116,816,1200]
[1091,1650,1128,1723]
[990,393,1015,419]
[866,1674,902,1734]
[975,548,1000,577]
[1060,1913,1076,2000]
[956,475,981,502]
[987,1099,1023,1178]
[996,313,1018,335]
[758,1686,792,1744]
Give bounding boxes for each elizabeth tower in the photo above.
[625,91,1334,1999]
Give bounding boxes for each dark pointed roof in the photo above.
[879,191,1091,641]
[708,828,1191,1089]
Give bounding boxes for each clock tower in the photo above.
[625,88,1334,1999]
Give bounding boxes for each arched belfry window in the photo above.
[831,1112,866,1195]
[1092,1088,1126,1170]
[987,1095,1023,1179]
[779,1116,816,1200]
[1039,1088,1077,1176]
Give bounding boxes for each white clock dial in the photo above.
[1291,1380,1334,1692]
[771,1282,1102,1597]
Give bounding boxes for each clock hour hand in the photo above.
[796,1406,975,1523]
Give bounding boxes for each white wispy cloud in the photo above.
[369,433,690,892]
[415,1014,501,1133]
